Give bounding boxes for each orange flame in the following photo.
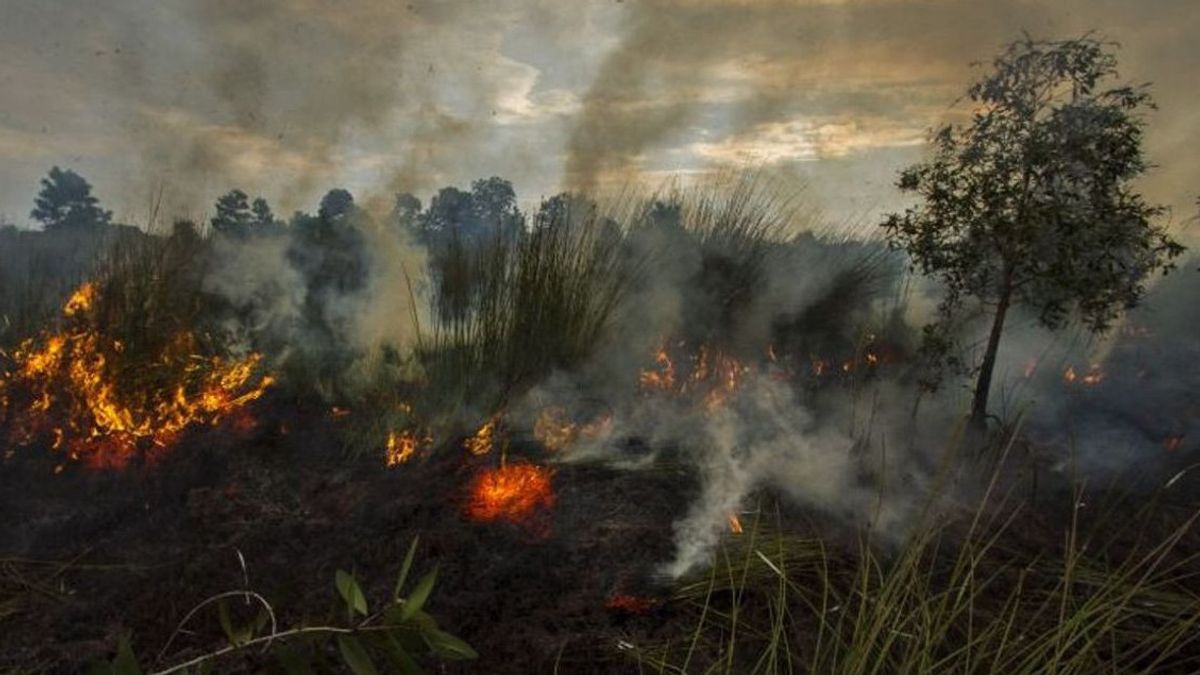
[534,407,576,451]
[639,344,676,393]
[385,430,418,466]
[1064,364,1104,386]
[464,415,500,455]
[465,463,555,524]
[0,283,273,469]
[728,513,743,534]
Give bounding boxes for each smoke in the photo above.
[201,203,429,392]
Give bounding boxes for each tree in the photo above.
[392,192,422,231]
[211,189,253,237]
[30,166,112,231]
[470,176,524,241]
[882,35,1185,432]
[318,188,355,221]
[251,197,278,230]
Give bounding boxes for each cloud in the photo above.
[690,116,927,164]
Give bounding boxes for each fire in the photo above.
[464,415,500,455]
[385,430,418,466]
[465,463,555,524]
[638,342,750,413]
[0,283,273,469]
[727,513,743,534]
[533,406,576,451]
[639,344,676,392]
[606,594,659,615]
[533,407,614,451]
[1063,364,1104,386]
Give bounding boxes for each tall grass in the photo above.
[627,462,1200,674]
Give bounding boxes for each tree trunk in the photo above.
[969,278,1014,433]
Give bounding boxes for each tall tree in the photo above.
[250,197,278,230]
[470,176,524,241]
[882,35,1184,432]
[211,189,253,237]
[30,166,112,231]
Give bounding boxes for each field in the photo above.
[1,177,1198,674]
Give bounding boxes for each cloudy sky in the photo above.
[0,0,1196,237]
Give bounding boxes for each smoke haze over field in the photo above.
[0,0,1197,239]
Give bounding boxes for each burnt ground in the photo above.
[3,394,1200,674]
[0,398,704,674]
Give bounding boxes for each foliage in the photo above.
[882,34,1185,429]
[88,537,475,675]
[30,166,112,232]
[632,473,1200,674]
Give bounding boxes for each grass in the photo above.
[625,453,1200,674]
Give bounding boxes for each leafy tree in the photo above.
[318,188,355,221]
[420,186,475,240]
[250,197,278,230]
[882,35,1185,432]
[392,192,422,231]
[30,166,112,231]
[210,189,254,237]
[470,176,524,241]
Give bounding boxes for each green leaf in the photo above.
[423,629,478,661]
[400,567,437,621]
[376,633,427,675]
[275,644,317,675]
[112,634,142,675]
[337,634,380,675]
[393,535,420,601]
[335,570,369,617]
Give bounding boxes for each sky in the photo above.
[0,0,1196,239]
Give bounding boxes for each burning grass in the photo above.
[464,462,556,525]
[0,282,272,469]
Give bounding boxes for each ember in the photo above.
[606,594,659,615]
[465,463,555,524]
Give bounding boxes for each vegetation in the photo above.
[0,32,1196,675]
[882,35,1185,432]
[88,538,475,675]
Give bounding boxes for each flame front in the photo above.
[0,283,273,469]
[465,463,555,524]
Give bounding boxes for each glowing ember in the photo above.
[606,594,659,615]
[1064,364,1104,386]
[0,283,273,469]
[1164,435,1183,452]
[465,463,555,524]
[1023,359,1038,379]
[728,513,743,534]
[385,430,418,466]
[464,415,500,455]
